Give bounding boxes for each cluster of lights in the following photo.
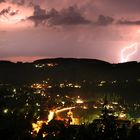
[119,112,126,119]
[76,99,84,104]
[98,81,106,87]
[31,83,47,89]
[35,64,45,68]
[47,63,58,67]
[60,83,81,88]
[35,63,58,68]
[32,121,47,134]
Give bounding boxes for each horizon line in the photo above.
[0,57,139,64]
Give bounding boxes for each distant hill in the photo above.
[0,58,140,102]
[34,58,110,65]
[0,58,139,84]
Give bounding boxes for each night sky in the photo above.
[0,0,140,63]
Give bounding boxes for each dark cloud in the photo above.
[117,19,140,25]
[9,0,34,7]
[47,6,90,26]
[96,15,114,26]
[11,0,25,5]
[9,10,19,16]
[0,7,11,16]
[27,5,48,26]
[0,0,5,3]
[27,5,116,27]
[27,5,90,27]
[0,7,18,17]
[0,0,24,5]
[98,0,140,14]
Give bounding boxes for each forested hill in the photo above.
[0,58,139,84]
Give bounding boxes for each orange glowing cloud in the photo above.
[0,1,33,29]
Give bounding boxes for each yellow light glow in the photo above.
[3,109,8,114]
[119,112,126,119]
[83,106,88,109]
[56,107,75,113]
[32,121,46,134]
[74,85,81,88]
[76,99,84,104]
[48,110,55,122]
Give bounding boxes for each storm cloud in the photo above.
[47,6,90,26]
[27,5,90,27]
[96,15,114,26]
[27,5,48,26]
[118,19,140,25]
[0,0,140,63]
[11,0,25,5]
[0,7,11,16]
[0,7,18,17]
[0,0,5,3]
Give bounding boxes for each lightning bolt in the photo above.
[121,43,138,63]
